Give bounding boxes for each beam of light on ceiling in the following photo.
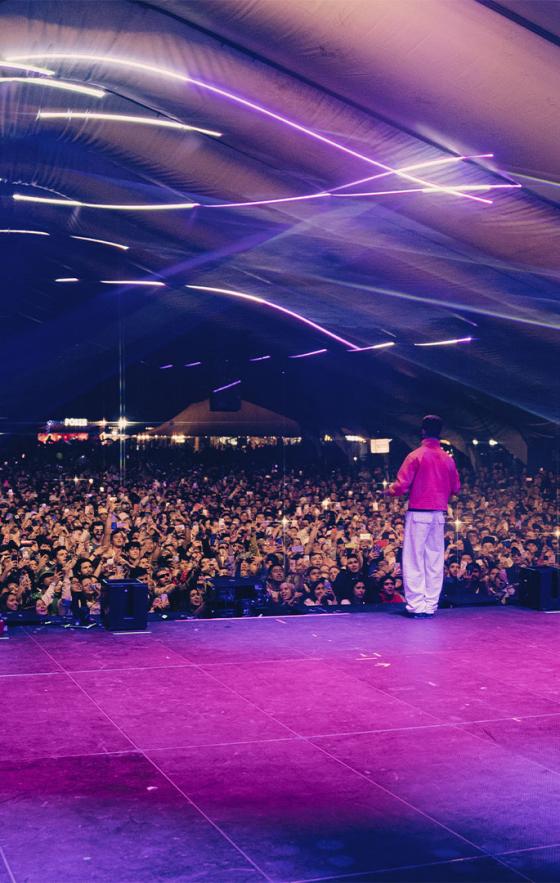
[185,283,360,349]
[316,275,560,331]
[70,235,129,250]
[8,52,494,203]
[336,183,520,198]
[0,77,105,97]
[36,111,223,138]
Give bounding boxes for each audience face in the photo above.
[0,452,555,620]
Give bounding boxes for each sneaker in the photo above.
[401,609,424,619]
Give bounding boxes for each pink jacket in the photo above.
[389,438,460,510]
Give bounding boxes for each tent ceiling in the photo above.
[0,0,558,439]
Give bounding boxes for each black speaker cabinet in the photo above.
[101,579,149,630]
[519,567,560,611]
[209,577,262,617]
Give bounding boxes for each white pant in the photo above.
[402,510,446,614]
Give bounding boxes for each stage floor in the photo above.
[1,608,560,883]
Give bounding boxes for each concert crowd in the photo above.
[0,453,557,623]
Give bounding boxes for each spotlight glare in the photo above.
[55,277,79,283]
[71,235,129,251]
[0,77,105,97]
[489,439,498,447]
[37,111,222,138]
[472,439,479,446]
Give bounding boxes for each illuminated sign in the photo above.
[64,418,88,427]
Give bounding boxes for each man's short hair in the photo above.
[422,414,443,438]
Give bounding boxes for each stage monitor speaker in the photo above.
[210,386,241,412]
[519,567,559,611]
[209,577,263,617]
[101,579,149,630]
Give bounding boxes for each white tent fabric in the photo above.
[151,399,301,437]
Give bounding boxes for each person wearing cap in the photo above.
[385,415,461,618]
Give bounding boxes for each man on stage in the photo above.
[386,415,461,617]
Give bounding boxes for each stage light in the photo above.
[472,439,479,446]
[0,77,105,97]
[489,439,498,446]
[55,277,79,283]
[0,228,49,236]
[100,279,165,286]
[8,52,491,203]
[289,349,327,359]
[117,417,128,429]
[70,235,129,251]
[185,361,202,367]
[213,379,241,393]
[249,355,271,362]
[13,194,199,211]
[186,284,359,349]
[414,337,472,347]
[0,61,55,75]
[37,111,222,138]
[348,342,395,352]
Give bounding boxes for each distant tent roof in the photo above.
[150,399,301,437]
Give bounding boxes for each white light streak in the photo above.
[348,342,395,352]
[0,228,49,236]
[213,379,241,393]
[36,111,222,138]
[8,52,190,81]
[289,348,327,359]
[70,235,129,251]
[186,284,359,349]
[249,355,271,362]
[0,61,55,75]
[330,155,495,193]
[7,52,492,204]
[100,279,165,286]
[0,77,105,97]
[13,194,199,211]
[55,277,79,283]
[414,337,472,347]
